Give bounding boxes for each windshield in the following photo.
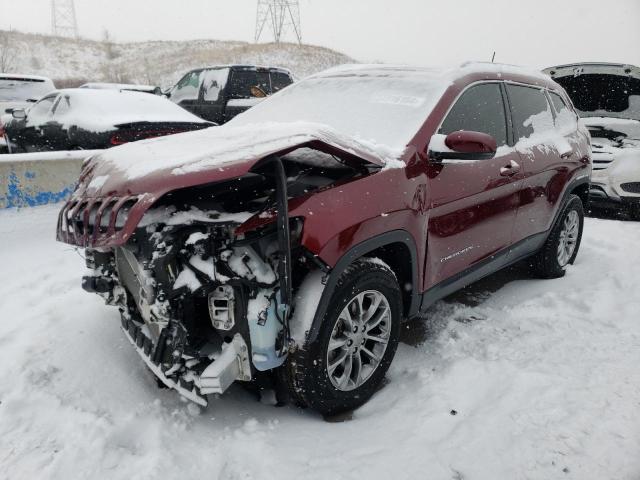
[228,68,446,152]
[0,78,53,102]
[554,74,640,121]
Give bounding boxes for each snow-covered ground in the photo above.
[0,205,639,480]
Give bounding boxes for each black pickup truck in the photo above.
[166,65,294,124]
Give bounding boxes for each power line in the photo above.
[255,0,302,45]
[51,0,79,38]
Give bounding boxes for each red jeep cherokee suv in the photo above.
[57,63,591,415]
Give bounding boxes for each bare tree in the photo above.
[0,30,17,73]
[102,29,119,60]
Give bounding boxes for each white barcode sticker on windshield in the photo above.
[371,91,426,108]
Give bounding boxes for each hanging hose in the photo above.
[272,157,292,349]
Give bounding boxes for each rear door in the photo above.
[270,70,293,93]
[425,82,524,289]
[224,69,271,122]
[506,84,577,242]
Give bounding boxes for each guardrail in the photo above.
[0,151,99,209]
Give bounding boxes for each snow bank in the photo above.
[1,205,639,479]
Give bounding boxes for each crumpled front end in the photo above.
[59,145,369,405]
[81,217,285,406]
[77,191,296,405]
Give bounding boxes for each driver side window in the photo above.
[440,83,508,147]
[26,95,57,125]
[172,71,202,103]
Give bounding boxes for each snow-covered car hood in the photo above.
[582,117,640,145]
[76,121,399,199]
[583,117,640,186]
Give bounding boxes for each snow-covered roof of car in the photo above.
[80,83,160,92]
[185,65,292,74]
[317,62,552,83]
[0,74,53,82]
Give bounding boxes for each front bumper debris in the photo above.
[120,315,252,407]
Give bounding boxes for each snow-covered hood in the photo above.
[584,117,640,185]
[76,121,396,199]
[582,117,640,144]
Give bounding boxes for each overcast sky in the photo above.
[1,0,639,68]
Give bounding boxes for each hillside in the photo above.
[0,30,355,88]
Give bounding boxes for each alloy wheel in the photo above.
[557,210,579,266]
[326,290,391,391]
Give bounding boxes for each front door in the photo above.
[425,82,523,290]
[224,69,271,122]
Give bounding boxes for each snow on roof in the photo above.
[80,83,159,92]
[315,62,551,83]
[458,61,552,82]
[184,65,293,74]
[49,88,209,131]
[0,73,54,82]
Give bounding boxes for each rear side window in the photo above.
[507,84,554,139]
[548,91,577,130]
[271,72,293,93]
[228,70,271,99]
[440,83,508,146]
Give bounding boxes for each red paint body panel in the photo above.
[57,64,591,300]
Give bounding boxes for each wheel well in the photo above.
[364,242,414,317]
[570,182,590,208]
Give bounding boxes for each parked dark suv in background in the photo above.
[166,65,294,124]
[58,63,591,416]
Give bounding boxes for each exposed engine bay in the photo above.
[79,148,370,405]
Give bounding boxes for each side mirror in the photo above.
[428,131,497,162]
[12,109,27,120]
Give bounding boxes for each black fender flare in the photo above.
[304,229,420,345]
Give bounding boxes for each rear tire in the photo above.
[531,194,584,279]
[281,259,402,416]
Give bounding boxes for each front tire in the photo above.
[531,194,584,278]
[282,259,402,416]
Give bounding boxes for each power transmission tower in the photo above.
[255,0,302,45]
[51,0,79,38]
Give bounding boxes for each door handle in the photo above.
[500,160,521,176]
